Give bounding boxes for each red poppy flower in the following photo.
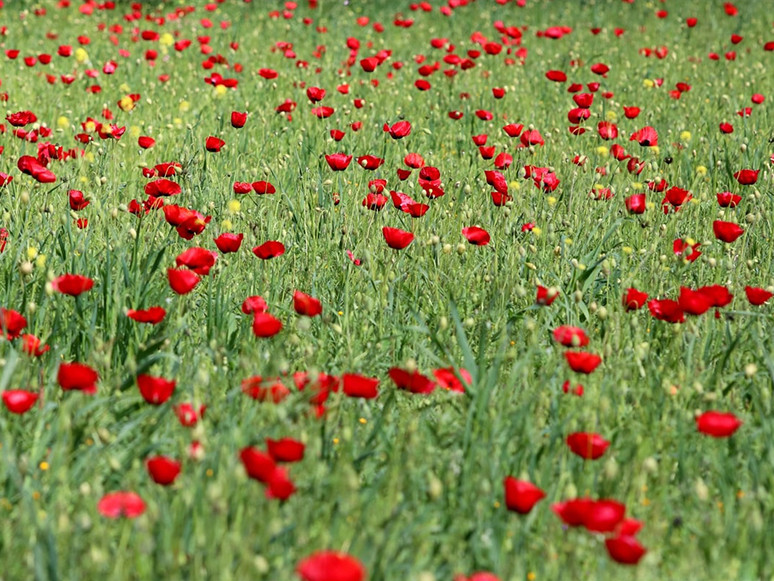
[388,368,435,395]
[58,362,99,394]
[605,535,647,565]
[383,120,411,139]
[719,122,734,134]
[253,241,286,259]
[240,447,277,483]
[325,153,352,171]
[733,169,759,185]
[503,123,524,137]
[622,193,646,214]
[622,288,648,311]
[433,367,472,393]
[629,126,658,147]
[97,492,146,519]
[214,233,243,253]
[697,285,733,308]
[678,287,713,316]
[68,190,90,211]
[545,70,567,82]
[564,351,601,374]
[297,551,365,581]
[462,226,490,246]
[174,403,205,427]
[584,499,626,533]
[712,220,744,243]
[176,247,217,275]
[1,307,26,339]
[266,437,305,462]
[520,129,544,147]
[552,497,595,527]
[21,334,49,357]
[552,326,589,347]
[127,306,166,324]
[205,136,225,152]
[590,62,609,76]
[503,477,545,514]
[251,311,283,337]
[342,373,379,399]
[266,466,297,500]
[252,181,276,195]
[293,291,322,317]
[744,286,773,306]
[242,296,268,314]
[696,411,742,438]
[597,121,618,140]
[138,135,155,148]
[146,456,182,486]
[231,111,247,128]
[715,191,741,207]
[137,374,176,405]
[623,106,640,119]
[167,268,200,294]
[357,155,384,170]
[382,227,414,250]
[566,432,609,459]
[536,286,559,306]
[53,274,94,296]
[145,179,181,197]
[2,390,39,414]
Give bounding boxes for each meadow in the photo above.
[0,0,773,579]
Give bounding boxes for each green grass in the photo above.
[1,0,773,579]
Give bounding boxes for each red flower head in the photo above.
[231,111,247,128]
[382,227,414,250]
[2,390,39,414]
[53,274,94,296]
[605,536,647,565]
[716,192,741,207]
[623,288,648,311]
[648,299,685,324]
[325,153,352,171]
[68,189,90,211]
[266,437,305,463]
[597,121,618,140]
[97,492,146,519]
[174,403,205,427]
[146,456,182,486]
[733,169,759,185]
[342,373,379,399]
[583,499,626,533]
[388,368,435,395]
[678,287,713,316]
[552,326,589,347]
[252,181,276,195]
[1,307,26,339]
[624,193,646,214]
[696,411,742,437]
[744,286,773,306]
[503,477,545,514]
[384,120,411,139]
[536,286,559,306]
[176,247,217,275]
[138,135,155,149]
[214,233,243,253]
[167,268,200,294]
[566,432,610,459]
[253,312,283,338]
[630,126,658,146]
[293,291,323,317]
[253,241,286,259]
[712,220,744,243]
[433,367,472,393]
[21,334,49,357]
[58,362,99,394]
[357,155,385,170]
[297,551,365,581]
[240,446,276,483]
[205,136,225,152]
[564,351,602,374]
[552,497,595,527]
[137,374,176,405]
[242,296,268,315]
[462,226,490,246]
[127,306,166,325]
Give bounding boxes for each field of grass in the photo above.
[1,0,774,579]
